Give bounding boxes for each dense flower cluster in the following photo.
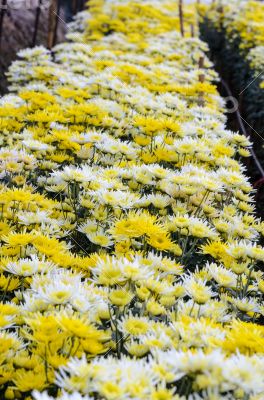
[0,0,263,399]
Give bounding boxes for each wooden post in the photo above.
[52,0,62,47]
[190,23,194,38]
[32,0,42,47]
[47,0,60,49]
[0,0,7,48]
[179,0,184,37]
[198,56,204,72]
[72,0,78,14]
[198,56,205,107]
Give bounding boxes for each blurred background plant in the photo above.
[198,0,264,220]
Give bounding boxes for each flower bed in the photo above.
[0,1,263,399]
